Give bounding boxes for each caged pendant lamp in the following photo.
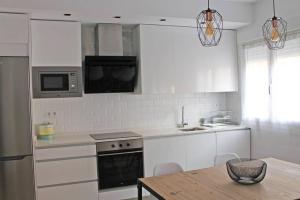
[262,0,287,50]
[196,0,223,47]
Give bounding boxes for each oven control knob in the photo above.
[119,144,123,148]
[127,143,130,147]
[111,144,115,148]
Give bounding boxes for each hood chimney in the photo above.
[96,24,123,56]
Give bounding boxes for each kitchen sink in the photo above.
[179,127,208,132]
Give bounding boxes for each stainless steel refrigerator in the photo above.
[0,57,35,200]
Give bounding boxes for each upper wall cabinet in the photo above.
[0,13,29,56]
[139,25,238,94]
[31,20,81,66]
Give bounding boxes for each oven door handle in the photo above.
[98,150,143,157]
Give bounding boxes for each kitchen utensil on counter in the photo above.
[37,112,56,140]
[210,110,233,124]
[37,123,55,140]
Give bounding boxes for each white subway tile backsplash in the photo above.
[32,93,226,135]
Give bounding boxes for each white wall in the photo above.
[227,0,300,163]
[32,93,226,135]
[238,0,300,43]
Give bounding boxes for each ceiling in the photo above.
[0,0,255,29]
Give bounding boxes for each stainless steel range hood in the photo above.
[96,24,123,56]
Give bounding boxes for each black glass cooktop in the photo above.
[90,131,141,140]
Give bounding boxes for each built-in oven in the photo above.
[96,138,144,190]
[32,67,82,98]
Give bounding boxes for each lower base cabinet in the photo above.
[144,135,186,177]
[216,130,251,159]
[144,129,251,176]
[35,145,98,200]
[186,133,216,170]
[37,181,98,200]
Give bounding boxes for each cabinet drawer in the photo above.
[37,181,98,200]
[36,157,98,187]
[35,145,96,161]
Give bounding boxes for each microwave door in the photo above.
[32,67,82,98]
[40,73,69,92]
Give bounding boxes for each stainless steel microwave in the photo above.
[32,67,82,98]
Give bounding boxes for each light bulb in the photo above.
[270,19,280,42]
[205,21,214,38]
[205,11,214,38]
[271,27,280,42]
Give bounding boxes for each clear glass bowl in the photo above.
[226,158,267,185]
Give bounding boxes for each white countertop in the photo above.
[35,134,96,149]
[136,125,249,139]
[35,125,250,149]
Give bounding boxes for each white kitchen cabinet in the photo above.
[216,129,251,159]
[35,144,98,200]
[138,25,238,93]
[36,157,98,186]
[31,20,81,66]
[173,27,238,93]
[139,25,176,94]
[207,31,238,92]
[186,133,216,170]
[144,128,250,177]
[144,135,186,177]
[37,181,98,200]
[35,145,96,161]
[0,13,28,56]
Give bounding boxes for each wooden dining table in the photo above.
[137,158,300,200]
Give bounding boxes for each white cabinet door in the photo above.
[139,25,176,94]
[31,20,81,66]
[139,25,238,94]
[173,26,214,93]
[209,31,238,92]
[0,13,28,56]
[173,28,238,93]
[216,129,251,159]
[144,136,186,177]
[37,181,98,200]
[186,133,216,170]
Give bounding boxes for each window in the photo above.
[243,33,300,123]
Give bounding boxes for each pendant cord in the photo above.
[208,0,210,9]
[273,0,276,17]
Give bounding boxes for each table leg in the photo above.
[137,181,143,200]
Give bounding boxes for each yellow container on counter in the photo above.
[37,123,55,140]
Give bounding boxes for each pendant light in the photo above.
[196,0,223,47]
[262,0,287,50]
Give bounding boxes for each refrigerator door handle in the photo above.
[0,155,28,161]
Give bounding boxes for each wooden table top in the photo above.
[139,158,300,200]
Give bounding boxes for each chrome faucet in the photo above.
[177,106,188,128]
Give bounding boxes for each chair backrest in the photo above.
[153,162,183,176]
[214,153,240,166]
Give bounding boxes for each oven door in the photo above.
[98,149,144,190]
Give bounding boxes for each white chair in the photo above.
[148,162,183,200]
[153,162,184,176]
[214,153,240,166]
